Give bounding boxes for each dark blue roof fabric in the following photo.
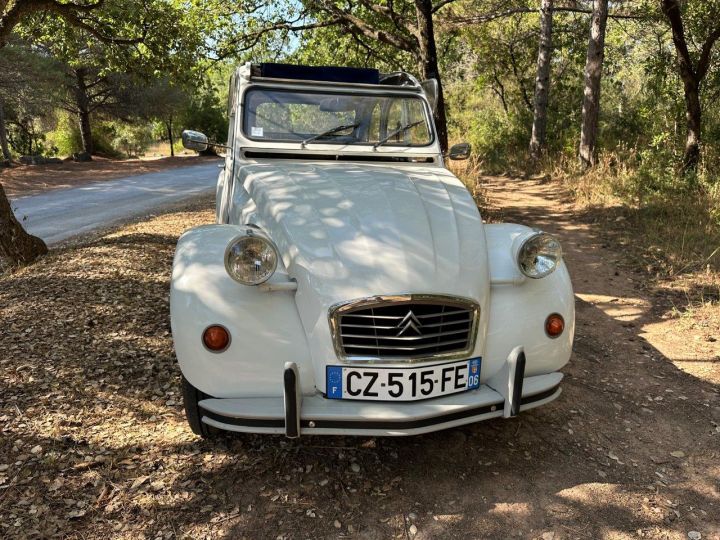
[257,63,380,84]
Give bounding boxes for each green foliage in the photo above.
[0,42,65,156]
[112,123,153,157]
[446,81,526,168]
[291,24,413,73]
[45,113,137,158]
[45,110,82,156]
[433,2,719,177]
[179,84,229,143]
[91,123,122,158]
[6,119,48,156]
[5,0,214,157]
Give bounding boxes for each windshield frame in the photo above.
[240,84,436,149]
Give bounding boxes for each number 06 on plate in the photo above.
[326,358,481,401]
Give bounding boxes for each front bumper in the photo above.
[198,351,563,437]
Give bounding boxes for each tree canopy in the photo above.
[1,0,720,267]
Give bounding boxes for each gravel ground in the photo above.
[0,180,718,540]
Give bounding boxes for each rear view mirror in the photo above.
[182,130,209,152]
[448,142,471,160]
[319,97,355,112]
[421,79,439,112]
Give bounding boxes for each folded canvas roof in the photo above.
[252,63,380,85]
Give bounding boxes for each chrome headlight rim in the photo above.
[224,230,279,286]
[517,231,562,279]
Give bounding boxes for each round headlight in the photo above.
[225,232,278,285]
[517,232,562,279]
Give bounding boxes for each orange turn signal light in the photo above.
[203,325,230,352]
[545,314,565,338]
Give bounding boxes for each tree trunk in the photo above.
[0,24,48,268]
[682,79,701,171]
[167,117,174,157]
[578,0,609,168]
[0,99,11,165]
[74,68,94,157]
[415,0,448,153]
[529,0,554,160]
[0,0,101,267]
[659,0,718,173]
[0,182,48,267]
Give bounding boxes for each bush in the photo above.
[111,124,153,158]
[446,79,533,172]
[7,116,52,157]
[546,147,720,275]
[179,92,228,143]
[45,111,121,158]
[45,110,82,157]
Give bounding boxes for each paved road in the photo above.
[10,162,220,245]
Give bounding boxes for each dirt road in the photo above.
[0,176,718,539]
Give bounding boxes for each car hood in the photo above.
[234,160,490,366]
[238,161,486,297]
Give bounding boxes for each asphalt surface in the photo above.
[10,162,220,245]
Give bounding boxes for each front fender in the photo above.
[170,224,314,398]
[482,224,575,379]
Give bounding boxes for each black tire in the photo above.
[181,375,220,438]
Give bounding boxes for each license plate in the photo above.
[326,358,481,401]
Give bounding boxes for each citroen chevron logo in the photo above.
[396,311,423,336]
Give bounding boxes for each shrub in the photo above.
[111,124,153,158]
[548,147,720,275]
[45,110,82,157]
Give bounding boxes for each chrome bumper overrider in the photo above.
[198,348,563,437]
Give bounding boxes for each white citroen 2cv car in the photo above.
[172,63,574,438]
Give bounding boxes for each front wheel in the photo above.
[181,375,220,438]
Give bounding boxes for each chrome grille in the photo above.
[329,295,479,361]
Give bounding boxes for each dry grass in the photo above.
[453,151,720,309]
[453,153,720,330]
[448,158,495,219]
[545,154,720,277]
[550,155,720,315]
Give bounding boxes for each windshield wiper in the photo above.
[373,120,425,149]
[301,122,360,147]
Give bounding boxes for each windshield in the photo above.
[243,88,433,147]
